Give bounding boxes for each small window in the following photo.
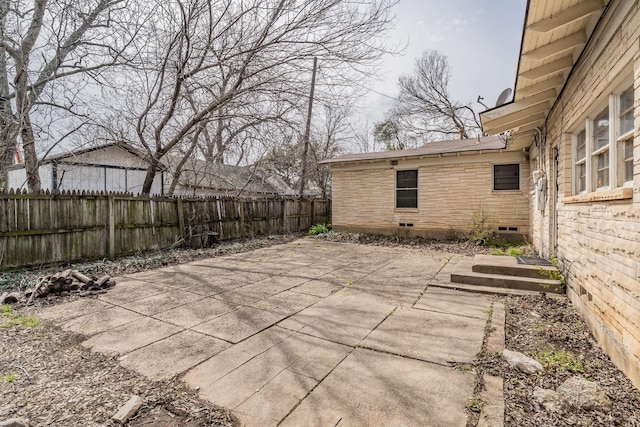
[396,170,418,208]
[494,164,520,191]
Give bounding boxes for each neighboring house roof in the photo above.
[7,142,152,170]
[319,135,507,165]
[165,156,296,195]
[480,0,608,148]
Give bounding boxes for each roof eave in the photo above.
[481,0,609,138]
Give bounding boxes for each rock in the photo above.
[557,376,612,411]
[112,395,143,424]
[0,292,7,305]
[502,349,543,374]
[0,418,30,427]
[533,388,571,414]
[1,292,21,305]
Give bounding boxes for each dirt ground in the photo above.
[1,235,639,426]
[483,294,640,427]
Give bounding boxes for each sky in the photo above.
[359,0,528,126]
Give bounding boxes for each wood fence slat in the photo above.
[0,193,330,270]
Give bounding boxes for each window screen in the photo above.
[396,170,418,208]
[494,164,520,191]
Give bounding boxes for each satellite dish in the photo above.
[495,88,512,107]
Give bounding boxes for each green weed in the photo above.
[467,397,487,413]
[0,373,18,384]
[533,349,584,373]
[308,223,331,236]
[1,305,41,329]
[538,257,566,292]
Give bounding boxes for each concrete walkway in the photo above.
[36,239,504,427]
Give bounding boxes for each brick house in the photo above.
[324,0,640,388]
[481,0,640,388]
[321,135,530,242]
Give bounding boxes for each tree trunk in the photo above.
[141,154,163,195]
[0,3,16,191]
[20,113,41,193]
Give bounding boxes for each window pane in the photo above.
[494,164,520,191]
[624,139,634,182]
[620,87,634,136]
[396,189,417,208]
[396,170,417,188]
[596,150,609,188]
[577,163,586,193]
[593,107,609,151]
[576,130,586,160]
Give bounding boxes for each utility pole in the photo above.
[297,57,317,197]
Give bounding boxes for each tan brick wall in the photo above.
[532,1,640,388]
[331,151,530,240]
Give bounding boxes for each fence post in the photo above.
[177,198,185,241]
[107,194,115,259]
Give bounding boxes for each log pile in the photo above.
[8,269,117,305]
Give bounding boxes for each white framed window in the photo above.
[572,82,634,194]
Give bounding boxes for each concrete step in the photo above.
[428,281,553,297]
[450,271,563,294]
[471,255,558,280]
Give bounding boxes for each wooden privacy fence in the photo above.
[0,191,331,270]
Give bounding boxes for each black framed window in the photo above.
[396,170,418,208]
[494,164,520,191]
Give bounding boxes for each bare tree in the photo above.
[308,102,350,197]
[392,50,480,142]
[124,0,396,195]
[0,0,135,192]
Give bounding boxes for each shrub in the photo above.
[308,223,330,236]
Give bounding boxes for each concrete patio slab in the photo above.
[213,282,282,305]
[249,290,321,315]
[118,330,229,381]
[361,306,487,365]
[289,279,341,297]
[235,368,318,426]
[62,306,144,336]
[35,239,498,427]
[280,348,474,427]
[415,286,492,319]
[278,289,393,346]
[319,269,370,286]
[82,317,181,356]
[182,327,296,391]
[181,278,248,296]
[196,354,286,408]
[191,306,286,343]
[119,289,203,315]
[98,280,171,305]
[36,297,113,322]
[153,297,238,328]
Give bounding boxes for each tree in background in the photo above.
[112,0,396,195]
[0,0,136,192]
[381,50,481,146]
